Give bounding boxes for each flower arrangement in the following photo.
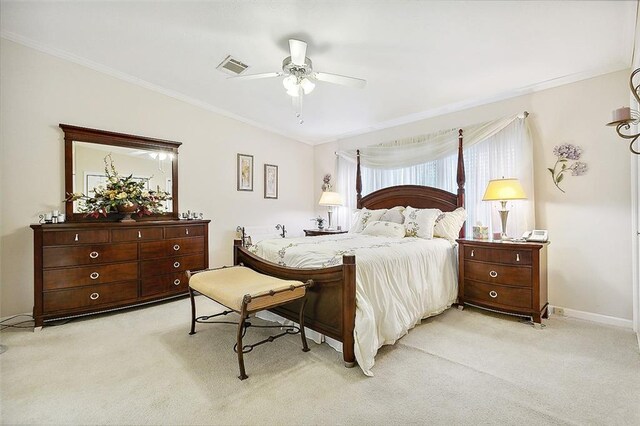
[66,154,171,218]
[321,174,332,191]
[548,143,588,193]
[311,216,326,229]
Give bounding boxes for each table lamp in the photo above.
[318,191,343,230]
[482,178,527,239]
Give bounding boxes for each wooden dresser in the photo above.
[31,220,209,327]
[456,238,548,323]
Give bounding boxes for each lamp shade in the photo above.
[482,178,527,201]
[318,191,343,206]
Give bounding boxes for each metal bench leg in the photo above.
[236,299,250,381]
[236,313,248,380]
[299,298,310,352]
[188,287,197,335]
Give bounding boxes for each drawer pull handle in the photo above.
[138,231,142,239]
[90,292,100,300]
[90,272,100,280]
[186,229,189,235]
[173,279,181,286]
[174,261,180,268]
[75,233,79,242]
[89,251,99,259]
[173,244,180,251]
[470,250,474,257]
[516,253,520,262]
[489,270,498,278]
[489,290,498,298]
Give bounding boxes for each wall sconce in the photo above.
[607,67,640,154]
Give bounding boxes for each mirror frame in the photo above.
[61,123,181,222]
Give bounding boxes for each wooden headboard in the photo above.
[355,129,466,236]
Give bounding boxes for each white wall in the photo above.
[0,39,315,318]
[315,70,633,322]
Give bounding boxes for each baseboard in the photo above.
[550,305,633,329]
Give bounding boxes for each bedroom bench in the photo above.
[187,265,313,380]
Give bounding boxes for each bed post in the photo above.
[356,150,362,209]
[457,129,466,238]
[342,254,356,367]
[233,239,242,265]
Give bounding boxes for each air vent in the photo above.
[216,55,249,76]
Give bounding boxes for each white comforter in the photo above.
[249,233,458,376]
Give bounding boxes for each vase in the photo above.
[116,204,138,223]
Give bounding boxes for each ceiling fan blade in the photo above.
[228,72,282,81]
[314,72,366,89]
[289,39,307,66]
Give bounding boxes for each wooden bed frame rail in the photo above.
[233,240,357,366]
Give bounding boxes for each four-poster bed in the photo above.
[233,130,466,369]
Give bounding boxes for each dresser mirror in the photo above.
[61,124,180,221]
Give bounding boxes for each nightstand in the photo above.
[456,238,549,323]
[303,229,348,237]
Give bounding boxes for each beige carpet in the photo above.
[1,297,639,425]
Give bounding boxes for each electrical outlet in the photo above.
[554,307,565,316]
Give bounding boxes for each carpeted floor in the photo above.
[1,297,638,425]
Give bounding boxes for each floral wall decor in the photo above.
[322,173,333,191]
[548,143,588,193]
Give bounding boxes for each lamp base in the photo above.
[326,210,334,230]
[498,201,509,240]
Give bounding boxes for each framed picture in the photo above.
[264,164,278,199]
[237,154,254,191]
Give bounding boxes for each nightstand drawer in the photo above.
[464,261,531,287]
[464,246,532,266]
[464,280,532,309]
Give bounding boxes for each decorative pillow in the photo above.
[433,207,467,241]
[349,208,387,233]
[379,206,405,224]
[403,206,442,239]
[361,221,406,238]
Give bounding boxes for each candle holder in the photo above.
[607,67,640,155]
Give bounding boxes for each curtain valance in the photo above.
[336,112,524,169]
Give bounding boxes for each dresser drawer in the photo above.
[140,254,205,277]
[464,246,532,266]
[43,281,138,312]
[140,240,165,260]
[165,237,204,256]
[464,280,532,310]
[43,230,110,246]
[43,243,138,268]
[43,262,138,290]
[164,225,205,239]
[464,260,531,287]
[141,272,189,297]
[140,237,205,260]
[111,227,163,242]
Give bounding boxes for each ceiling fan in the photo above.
[230,39,366,124]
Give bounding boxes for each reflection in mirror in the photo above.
[72,142,174,213]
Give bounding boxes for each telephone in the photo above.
[522,230,548,242]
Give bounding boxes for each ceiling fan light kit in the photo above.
[229,38,366,124]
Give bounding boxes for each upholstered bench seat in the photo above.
[187,265,313,380]
[189,266,306,312]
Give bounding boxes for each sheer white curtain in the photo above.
[335,114,534,237]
